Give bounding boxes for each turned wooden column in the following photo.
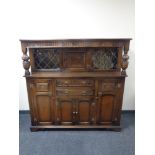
[22,47,30,75]
[121,42,130,75]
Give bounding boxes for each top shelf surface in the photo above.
[20,38,132,42]
[20,38,132,48]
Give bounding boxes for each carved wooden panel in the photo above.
[56,87,94,96]
[34,93,52,123]
[102,83,116,92]
[36,83,49,92]
[98,79,118,92]
[99,94,115,123]
[77,97,95,124]
[56,97,74,124]
[56,79,94,87]
[63,52,86,68]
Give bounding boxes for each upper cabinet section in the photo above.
[20,39,131,76]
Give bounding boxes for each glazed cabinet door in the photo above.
[97,79,124,125]
[30,79,54,125]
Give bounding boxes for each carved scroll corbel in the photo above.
[121,42,129,75]
[22,47,30,75]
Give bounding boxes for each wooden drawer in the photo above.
[34,79,50,92]
[56,87,94,96]
[99,79,122,92]
[36,83,49,91]
[56,79,94,87]
[102,83,116,91]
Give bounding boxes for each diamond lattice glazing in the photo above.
[33,48,60,69]
[92,48,118,69]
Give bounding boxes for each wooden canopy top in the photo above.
[20,38,132,42]
[20,38,131,49]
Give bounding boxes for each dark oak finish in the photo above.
[21,39,131,131]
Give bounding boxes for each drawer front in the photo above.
[33,79,51,92]
[56,87,94,96]
[56,79,94,87]
[36,83,49,91]
[99,79,119,92]
[102,83,116,91]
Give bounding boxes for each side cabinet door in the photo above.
[97,93,116,124]
[77,97,96,125]
[97,79,124,125]
[32,79,54,125]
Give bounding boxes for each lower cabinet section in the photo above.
[27,78,124,131]
[55,97,96,125]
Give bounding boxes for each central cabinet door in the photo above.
[55,97,75,125]
[55,97,95,125]
[77,97,96,125]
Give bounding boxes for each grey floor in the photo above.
[19,112,135,155]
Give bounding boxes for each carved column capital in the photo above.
[121,42,130,75]
[22,47,30,75]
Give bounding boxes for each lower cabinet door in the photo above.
[55,97,76,125]
[34,92,54,125]
[97,94,116,124]
[77,97,96,125]
[55,97,96,125]
[97,79,124,125]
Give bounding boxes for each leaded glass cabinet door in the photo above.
[30,48,62,71]
[92,47,118,70]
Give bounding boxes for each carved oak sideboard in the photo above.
[20,39,131,131]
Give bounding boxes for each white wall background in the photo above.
[18,0,135,110]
